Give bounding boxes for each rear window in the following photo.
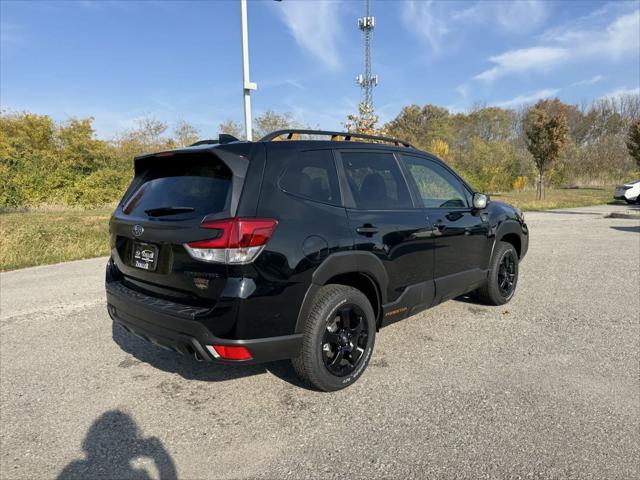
[341,151,413,210]
[123,154,232,218]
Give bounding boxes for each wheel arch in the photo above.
[295,252,388,333]
[495,220,524,258]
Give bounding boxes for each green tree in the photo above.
[626,120,640,167]
[524,99,569,200]
[385,104,452,150]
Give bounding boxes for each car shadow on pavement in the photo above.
[57,410,177,480]
[111,323,308,389]
[610,225,640,233]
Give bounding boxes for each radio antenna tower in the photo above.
[356,0,377,112]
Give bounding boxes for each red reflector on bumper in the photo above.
[211,345,253,361]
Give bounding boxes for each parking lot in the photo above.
[1,204,638,479]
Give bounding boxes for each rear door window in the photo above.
[123,153,232,218]
[279,150,341,205]
[340,151,413,210]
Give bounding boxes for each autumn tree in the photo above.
[173,120,200,147]
[218,119,243,139]
[218,111,303,140]
[524,99,569,199]
[344,102,384,136]
[253,110,302,139]
[627,120,640,167]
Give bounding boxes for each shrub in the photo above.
[512,176,527,190]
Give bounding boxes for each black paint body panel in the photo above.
[106,140,528,361]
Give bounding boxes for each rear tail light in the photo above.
[184,217,278,264]
[206,345,253,361]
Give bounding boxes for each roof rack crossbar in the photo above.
[260,129,414,148]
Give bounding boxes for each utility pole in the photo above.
[356,0,377,112]
[240,0,257,140]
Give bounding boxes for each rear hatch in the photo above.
[109,145,250,304]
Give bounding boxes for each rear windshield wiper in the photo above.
[144,206,195,217]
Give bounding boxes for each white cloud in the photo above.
[402,1,450,55]
[493,88,560,108]
[403,0,549,55]
[476,8,640,82]
[475,47,568,82]
[277,1,342,71]
[494,0,549,33]
[455,84,470,98]
[601,86,640,99]
[571,75,605,87]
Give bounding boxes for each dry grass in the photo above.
[491,187,615,211]
[0,208,112,271]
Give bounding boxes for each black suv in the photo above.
[106,129,528,391]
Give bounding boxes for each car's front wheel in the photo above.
[476,241,519,305]
[292,285,376,391]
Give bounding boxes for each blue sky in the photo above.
[1,0,639,139]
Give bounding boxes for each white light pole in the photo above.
[240,0,257,141]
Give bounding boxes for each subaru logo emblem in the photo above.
[132,225,144,237]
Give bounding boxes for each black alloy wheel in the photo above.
[497,251,517,298]
[476,241,519,306]
[322,305,369,376]
[292,284,376,391]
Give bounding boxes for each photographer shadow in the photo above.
[57,410,177,480]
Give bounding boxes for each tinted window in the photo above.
[280,150,340,205]
[123,154,232,217]
[401,155,468,208]
[341,152,413,210]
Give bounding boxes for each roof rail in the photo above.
[260,129,414,148]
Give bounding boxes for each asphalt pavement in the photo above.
[1,204,639,479]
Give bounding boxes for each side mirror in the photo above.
[472,192,489,209]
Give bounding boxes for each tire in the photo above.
[625,198,634,205]
[292,285,376,392]
[476,241,519,306]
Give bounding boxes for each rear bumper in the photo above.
[106,274,302,365]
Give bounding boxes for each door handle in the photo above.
[356,225,378,235]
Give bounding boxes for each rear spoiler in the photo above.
[127,145,251,218]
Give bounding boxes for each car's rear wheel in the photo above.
[292,285,376,391]
[476,241,519,305]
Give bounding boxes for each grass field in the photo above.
[491,187,614,211]
[0,207,112,271]
[0,188,619,271]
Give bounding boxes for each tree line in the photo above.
[1,93,639,208]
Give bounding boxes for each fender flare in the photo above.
[294,251,389,333]
[492,219,524,258]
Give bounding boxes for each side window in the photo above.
[341,151,413,210]
[280,150,341,205]
[401,155,469,208]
